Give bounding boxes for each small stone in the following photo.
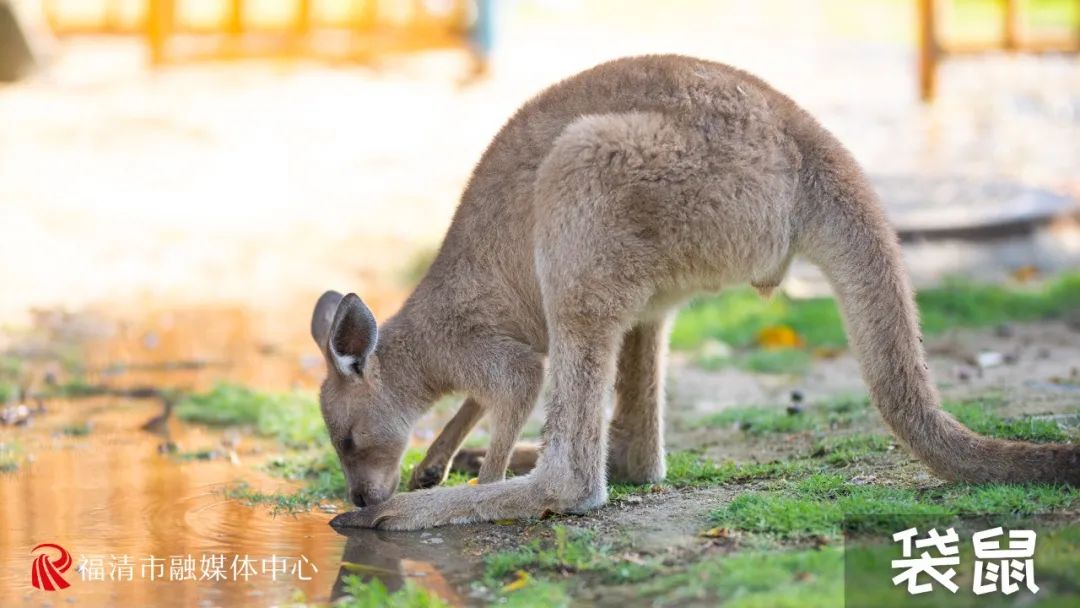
[995,324,1014,338]
[975,351,1004,369]
[624,495,643,504]
[699,339,733,360]
[790,390,804,403]
[421,536,444,545]
[786,404,803,415]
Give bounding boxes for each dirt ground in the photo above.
[326,318,1080,606]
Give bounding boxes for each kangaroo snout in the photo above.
[351,484,393,508]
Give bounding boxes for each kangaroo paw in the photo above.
[607,433,665,485]
[407,462,448,490]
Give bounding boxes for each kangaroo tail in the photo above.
[800,154,1079,485]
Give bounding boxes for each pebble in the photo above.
[975,351,1004,369]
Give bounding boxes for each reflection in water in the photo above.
[0,397,346,607]
[330,528,483,606]
[1,305,480,606]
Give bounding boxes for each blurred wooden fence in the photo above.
[42,0,488,66]
[918,0,1080,101]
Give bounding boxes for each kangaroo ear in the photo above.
[327,293,379,378]
[311,290,345,349]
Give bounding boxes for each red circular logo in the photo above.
[31,543,72,591]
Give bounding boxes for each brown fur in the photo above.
[311,55,1080,530]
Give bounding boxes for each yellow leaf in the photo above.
[467,478,479,485]
[501,570,531,593]
[1011,265,1039,283]
[701,527,730,538]
[756,325,803,349]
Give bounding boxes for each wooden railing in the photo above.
[918,0,1080,101]
[43,0,488,67]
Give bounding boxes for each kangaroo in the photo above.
[311,55,1080,530]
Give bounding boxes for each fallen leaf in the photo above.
[1011,265,1039,283]
[467,478,479,485]
[501,570,531,592]
[756,325,803,349]
[701,527,730,538]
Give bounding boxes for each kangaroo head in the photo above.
[310,291,415,507]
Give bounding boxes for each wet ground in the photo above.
[2,302,1078,606]
[1,396,344,607]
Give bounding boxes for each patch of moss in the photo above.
[59,422,92,436]
[609,451,819,501]
[0,441,20,473]
[176,383,326,448]
[691,396,869,435]
[671,272,1080,352]
[484,526,653,590]
[642,546,843,607]
[812,434,894,466]
[944,399,1076,442]
[711,472,1080,538]
[337,575,450,608]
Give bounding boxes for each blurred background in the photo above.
[1,0,1078,359]
[1,2,1079,605]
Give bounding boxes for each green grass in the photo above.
[692,346,812,374]
[609,451,820,501]
[739,348,812,374]
[711,472,1080,538]
[0,356,22,403]
[0,382,16,404]
[337,575,450,608]
[944,399,1076,442]
[173,449,217,461]
[485,526,845,607]
[59,422,92,436]
[176,383,326,448]
[691,396,870,435]
[485,526,653,589]
[847,522,1080,607]
[642,546,843,608]
[671,273,1080,352]
[811,434,894,466]
[226,444,476,513]
[692,395,1078,444]
[0,441,20,473]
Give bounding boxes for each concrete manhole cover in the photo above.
[872,175,1077,241]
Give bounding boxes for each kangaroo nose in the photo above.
[351,489,367,508]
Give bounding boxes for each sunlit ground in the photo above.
[1,1,1079,606]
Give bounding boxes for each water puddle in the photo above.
[0,305,475,606]
[0,395,345,606]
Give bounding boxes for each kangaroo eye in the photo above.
[340,436,355,452]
